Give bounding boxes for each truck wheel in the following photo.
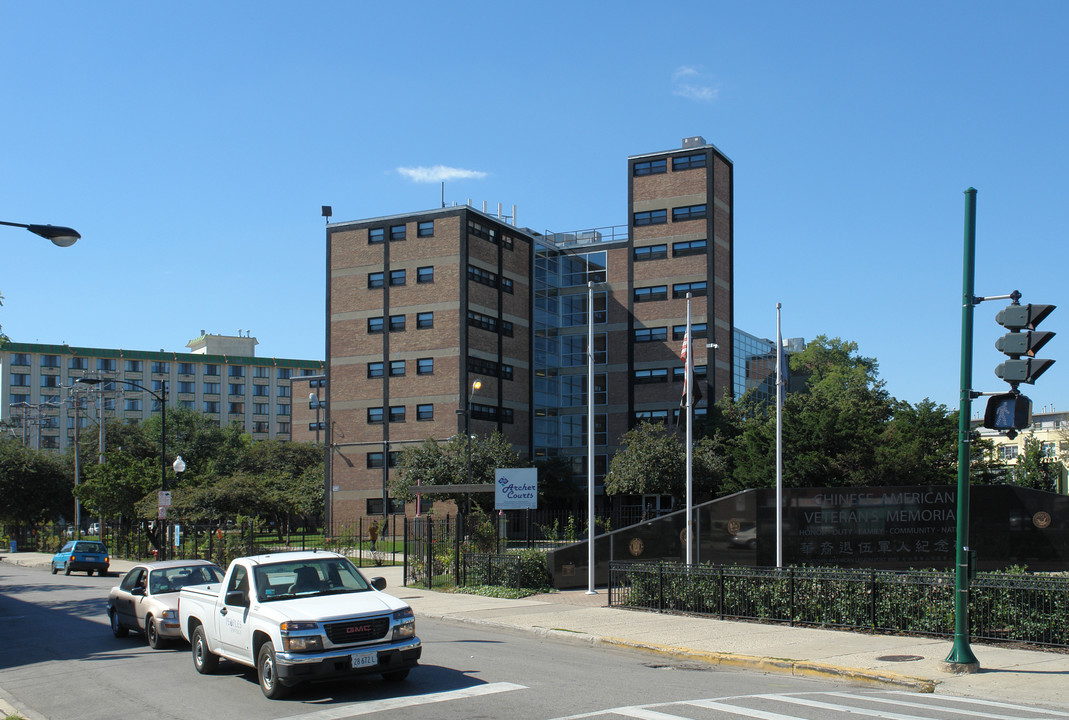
[146,615,165,649]
[382,668,410,683]
[109,608,129,638]
[257,644,290,699]
[191,626,219,674]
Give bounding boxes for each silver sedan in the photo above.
[107,560,224,649]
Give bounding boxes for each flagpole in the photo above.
[586,280,597,594]
[775,302,784,568]
[685,294,693,566]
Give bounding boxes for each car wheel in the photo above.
[191,625,218,674]
[382,668,410,683]
[110,609,129,638]
[51,562,58,575]
[64,563,71,576]
[146,615,164,649]
[87,569,94,577]
[257,644,290,699]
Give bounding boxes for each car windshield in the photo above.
[149,564,224,594]
[254,557,372,602]
[74,542,107,553]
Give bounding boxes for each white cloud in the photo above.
[397,165,488,183]
[672,65,718,102]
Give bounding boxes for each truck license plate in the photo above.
[350,651,378,669]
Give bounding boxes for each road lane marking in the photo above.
[280,681,527,719]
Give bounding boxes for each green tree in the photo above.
[873,399,958,485]
[1010,434,1058,491]
[0,436,72,525]
[77,450,158,522]
[392,431,525,512]
[606,422,727,499]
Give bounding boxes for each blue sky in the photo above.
[3,1,1067,417]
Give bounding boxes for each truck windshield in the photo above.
[254,558,372,602]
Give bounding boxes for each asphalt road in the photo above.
[2,562,1065,719]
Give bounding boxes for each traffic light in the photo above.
[993,303,1055,385]
[983,392,1031,436]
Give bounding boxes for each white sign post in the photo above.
[495,468,538,510]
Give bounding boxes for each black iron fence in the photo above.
[609,561,1069,648]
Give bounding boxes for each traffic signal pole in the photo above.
[945,188,980,672]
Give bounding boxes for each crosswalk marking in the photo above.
[280,681,527,719]
[827,691,1069,719]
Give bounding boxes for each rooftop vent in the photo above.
[682,136,707,148]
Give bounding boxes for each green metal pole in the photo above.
[945,188,980,671]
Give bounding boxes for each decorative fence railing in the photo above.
[609,561,1069,648]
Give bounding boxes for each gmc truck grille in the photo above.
[324,616,389,644]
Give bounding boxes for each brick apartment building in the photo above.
[323,136,734,526]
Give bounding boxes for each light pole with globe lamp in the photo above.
[458,379,482,515]
[75,377,169,558]
[0,220,80,247]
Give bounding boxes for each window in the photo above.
[179,362,196,375]
[417,220,434,237]
[417,311,433,329]
[501,277,513,293]
[633,209,667,226]
[673,281,707,298]
[254,366,270,378]
[417,266,434,284]
[98,358,116,372]
[417,358,434,375]
[41,375,59,388]
[277,367,292,379]
[229,366,245,377]
[674,365,708,381]
[673,323,707,340]
[277,386,291,397]
[253,384,270,396]
[389,269,406,286]
[634,409,670,424]
[69,357,88,370]
[11,374,29,387]
[633,244,667,261]
[152,361,170,374]
[126,360,143,372]
[126,398,142,412]
[151,380,166,394]
[389,405,405,422]
[253,403,269,415]
[278,422,290,434]
[229,383,245,396]
[205,364,220,376]
[672,153,707,171]
[390,224,406,241]
[634,285,667,302]
[11,393,28,405]
[229,402,244,414]
[204,382,220,394]
[368,271,384,288]
[41,355,60,368]
[417,403,433,420]
[999,445,1019,461]
[672,204,707,222]
[634,327,668,343]
[633,158,667,176]
[276,403,290,415]
[389,314,406,331]
[368,316,384,334]
[178,381,195,393]
[367,362,384,378]
[389,360,405,376]
[10,353,30,365]
[367,407,384,424]
[634,368,669,383]
[253,421,269,434]
[368,227,384,244]
[1042,442,1056,458]
[469,264,499,288]
[366,452,385,469]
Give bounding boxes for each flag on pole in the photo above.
[678,328,702,413]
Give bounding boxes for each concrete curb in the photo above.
[414,611,938,694]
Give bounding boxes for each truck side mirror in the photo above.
[225,589,247,607]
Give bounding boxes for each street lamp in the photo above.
[464,379,482,514]
[75,377,169,558]
[0,220,80,247]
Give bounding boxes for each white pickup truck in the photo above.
[178,550,421,698]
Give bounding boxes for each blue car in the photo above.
[52,540,110,576]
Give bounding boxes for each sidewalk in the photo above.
[5,552,1069,711]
